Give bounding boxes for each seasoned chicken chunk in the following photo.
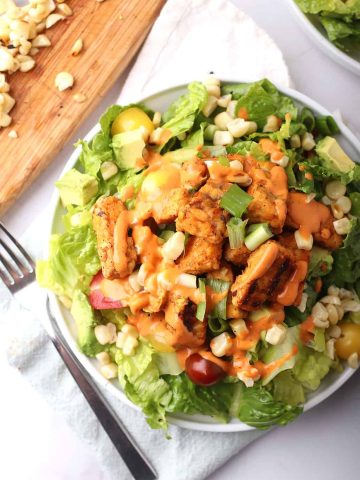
[180,157,208,190]
[93,196,136,279]
[277,232,310,305]
[285,191,343,250]
[152,187,190,224]
[176,236,222,274]
[224,242,251,269]
[244,158,288,234]
[165,292,206,348]
[231,240,296,311]
[176,180,231,243]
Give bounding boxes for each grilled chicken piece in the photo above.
[206,264,247,319]
[244,158,288,234]
[180,157,208,190]
[277,232,310,305]
[285,191,343,250]
[231,240,296,311]
[93,196,136,279]
[176,180,231,243]
[224,242,251,269]
[176,236,222,274]
[152,187,190,224]
[165,292,206,348]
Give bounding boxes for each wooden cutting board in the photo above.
[0,0,165,214]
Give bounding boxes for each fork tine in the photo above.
[0,253,22,284]
[0,222,35,270]
[0,265,13,289]
[0,238,30,277]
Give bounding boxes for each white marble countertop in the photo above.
[1,0,360,479]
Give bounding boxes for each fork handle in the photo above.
[46,300,157,480]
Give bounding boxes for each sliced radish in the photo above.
[89,271,122,310]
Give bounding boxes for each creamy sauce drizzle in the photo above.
[287,192,331,238]
[277,260,308,306]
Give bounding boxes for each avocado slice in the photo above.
[316,136,355,173]
[71,290,103,357]
[55,168,98,207]
[111,128,145,171]
[163,147,198,164]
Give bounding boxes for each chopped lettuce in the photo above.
[308,246,334,278]
[295,0,360,50]
[161,82,208,146]
[271,371,305,406]
[237,383,303,429]
[165,374,233,422]
[293,347,332,390]
[227,140,268,161]
[115,340,172,430]
[261,326,299,385]
[36,224,100,300]
[222,79,297,129]
[326,218,360,286]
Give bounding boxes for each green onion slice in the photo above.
[207,278,230,321]
[208,316,229,334]
[218,155,230,166]
[220,184,253,218]
[316,116,340,136]
[227,217,248,248]
[196,278,206,321]
[244,223,273,251]
[300,107,315,132]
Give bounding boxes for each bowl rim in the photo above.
[288,0,360,76]
[46,79,359,432]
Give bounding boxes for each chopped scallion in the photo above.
[207,278,230,321]
[300,107,315,132]
[220,184,253,218]
[208,316,229,334]
[203,145,227,157]
[227,217,248,248]
[160,230,175,242]
[244,223,273,251]
[316,116,340,136]
[218,155,230,167]
[196,278,206,321]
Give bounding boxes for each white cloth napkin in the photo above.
[2,0,291,479]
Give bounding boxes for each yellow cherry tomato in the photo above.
[335,323,360,360]
[111,107,154,136]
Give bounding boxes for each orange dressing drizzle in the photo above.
[287,191,331,239]
[300,315,315,344]
[254,344,298,377]
[247,241,279,282]
[277,260,308,306]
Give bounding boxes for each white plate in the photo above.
[288,1,360,76]
[47,81,360,432]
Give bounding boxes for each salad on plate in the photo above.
[295,0,360,51]
[38,78,360,431]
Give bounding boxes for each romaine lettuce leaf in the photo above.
[260,326,299,385]
[237,383,302,429]
[115,340,172,430]
[36,224,100,300]
[326,218,360,286]
[227,140,268,161]
[293,347,332,390]
[308,246,334,278]
[223,79,297,129]
[165,374,233,422]
[271,370,305,406]
[161,82,208,146]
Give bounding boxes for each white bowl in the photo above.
[288,1,360,76]
[47,81,360,432]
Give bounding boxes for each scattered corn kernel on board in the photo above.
[0,0,165,214]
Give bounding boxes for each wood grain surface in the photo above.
[0,0,165,214]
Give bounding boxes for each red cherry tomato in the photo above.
[89,272,122,310]
[185,353,226,387]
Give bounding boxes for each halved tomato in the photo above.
[89,271,122,310]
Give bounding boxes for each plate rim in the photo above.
[46,80,359,432]
[288,0,360,76]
